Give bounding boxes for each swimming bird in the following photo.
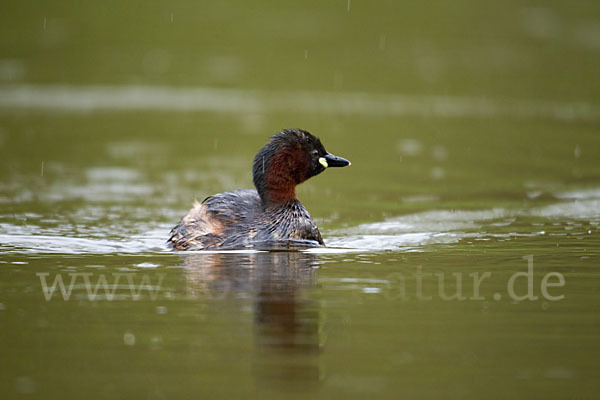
[168,129,350,250]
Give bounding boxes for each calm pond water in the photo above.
[1,1,600,399]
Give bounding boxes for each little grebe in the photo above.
[168,129,350,250]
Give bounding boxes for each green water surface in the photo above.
[1,1,600,399]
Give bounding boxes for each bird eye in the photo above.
[311,150,319,158]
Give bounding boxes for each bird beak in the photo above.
[320,153,351,168]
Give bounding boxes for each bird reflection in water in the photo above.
[181,251,323,391]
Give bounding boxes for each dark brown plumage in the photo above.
[168,129,350,250]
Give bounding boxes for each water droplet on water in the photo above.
[134,262,160,268]
[397,138,422,156]
[123,331,136,346]
[362,287,381,294]
[431,167,446,180]
[155,306,168,314]
[151,336,163,350]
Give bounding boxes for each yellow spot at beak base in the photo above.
[318,157,328,168]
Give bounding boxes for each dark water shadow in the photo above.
[179,251,323,392]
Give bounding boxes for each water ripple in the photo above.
[0,190,598,254]
[1,84,599,122]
